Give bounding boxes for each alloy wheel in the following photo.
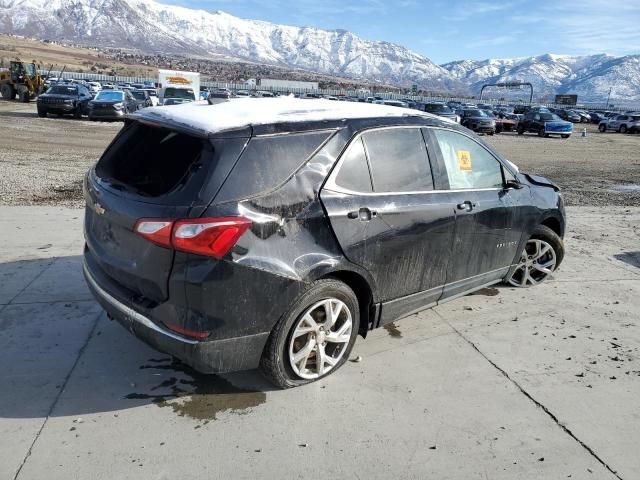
[508,239,557,287]
[288,298,352,379]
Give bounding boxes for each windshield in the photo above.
[464,109,487,117]
[164,88,195,100]
[424,104,451,113]
[23,63,36,76]
[540,113,562,121]
[144,89,157,96]
[95,91,124,101]
[632,116,640,121]
[131,91,146,100]
[47,85,77,95]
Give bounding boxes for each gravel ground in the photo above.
[1,101,639,206]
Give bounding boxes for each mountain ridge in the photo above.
[1,0,639,100]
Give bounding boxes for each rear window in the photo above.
[215,130,333,202]
[95,123,207,197]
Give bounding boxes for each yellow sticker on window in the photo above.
[457,150,472,171]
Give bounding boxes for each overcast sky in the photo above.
[157,0,640,64]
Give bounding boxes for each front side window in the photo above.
[433,129,504,190]
[362,128,433,192]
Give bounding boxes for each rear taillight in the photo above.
[134,220,173,248]
[173,217,252,258]
[134,216,251,258]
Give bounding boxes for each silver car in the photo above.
[598,114,640,133]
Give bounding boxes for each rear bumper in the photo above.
[83,259,269,373]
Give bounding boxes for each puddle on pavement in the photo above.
[383,322,403,338]
[125,358,266,421]
[471,287,500,296]
[607,184,640,193]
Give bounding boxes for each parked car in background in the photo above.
[159,86,196,105]
[459,108,496,134]
[131,89,153,109]
[88,90,138,121]
[517,111,572,138]
[374,99,408,108]
[87,82,102,96]
[37,83,92,118]
[82,98,565,387]
[556,109,582,123]
[598,114,640,133]
[142,88,159,106]
[420,102,460,122]
[235,90,251,97]
[494,112,517,132]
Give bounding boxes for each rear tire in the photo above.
[599,124,606,132]
[260,279,360,388]
[506,225,564,287]
[18,89,30,103]
[517,125,525,135]
[561,134,570,139]
[73,107,82,119]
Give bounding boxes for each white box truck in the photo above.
[157,69,200,105]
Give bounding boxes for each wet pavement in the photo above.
[1,206,639,480]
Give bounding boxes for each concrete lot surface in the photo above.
[1,206,639,480]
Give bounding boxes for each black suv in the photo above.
[83,99,565,388]
[37,83,93,118]
[459,109,496,135]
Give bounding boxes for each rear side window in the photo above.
[95,123,206,197]
[362,128,433,192]
[215,130,333,202]
[334,138,373,193]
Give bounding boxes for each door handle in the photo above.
[456,201,476,212]
[347,207,377,221]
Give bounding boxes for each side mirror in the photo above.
[504,180,524,190]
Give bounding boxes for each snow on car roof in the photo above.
[132,97,436,134]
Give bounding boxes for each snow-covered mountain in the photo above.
[442,54,640,101]
[0,0,458,91]
[1,0,639,100]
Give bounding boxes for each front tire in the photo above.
[260,279,360,388]
[507,225,564,287]
[517,125,525,135]
[561,134,570,139]
[620,125,627,134]
[599,124,606,132]
[37,109,47,118]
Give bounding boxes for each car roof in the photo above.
[131,97,439,135]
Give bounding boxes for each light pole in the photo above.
[606,87,612,108]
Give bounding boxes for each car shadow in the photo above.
[0,110,89,121]
[614,251,640,268]
[0,256,278,422]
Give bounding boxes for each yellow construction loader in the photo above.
[0,60,46,102]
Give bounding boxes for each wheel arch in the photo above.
[541,215,563,238]
[319,269,377,336]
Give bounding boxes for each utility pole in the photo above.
[606,87,612,108]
